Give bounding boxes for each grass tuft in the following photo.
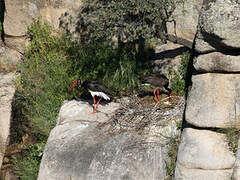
[165,136,180,179]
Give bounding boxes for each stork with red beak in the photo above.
[69,80,114,113]
[141,73,172,104]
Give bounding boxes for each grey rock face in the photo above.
[57,100,120,125]
[194,52,240,73]
[4,0,36,36]
[152,42,188,76]
[3,0,82,62]
[0,73,15,169]
[173,0,240,179]
[0,46,23,64]
[38,100,182,180]
[175,163,233,180]
[4,0,82,36]
[174,128,235,180]
[38,124,168,180]
[195,0,240,52]
[166,0,203,48]
[185,73,240,128]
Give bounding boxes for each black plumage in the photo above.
[69,79,114,113]
[141,73,172,103]
[81,80,114,98]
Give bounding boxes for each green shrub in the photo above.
[180,51,190,81]
[169,51,190,95]
[16,20,74,139]
[169,70,185,95]
[15,143,45,180]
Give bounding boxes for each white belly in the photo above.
[88,90,110,100]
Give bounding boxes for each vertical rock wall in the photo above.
[0,73,15,168]
[174,0,240,179]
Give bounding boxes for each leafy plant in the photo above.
[180,51,190,81]
[15,143,45,180]
[60,0,187,46]
[169,51,190,95]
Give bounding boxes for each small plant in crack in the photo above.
[217,127,240,154]
[165,135,180,179]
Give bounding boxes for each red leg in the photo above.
[169,91,173,104]
[153,88,158,102]
[96,97,102,108]
[92,96,96,113]
[157,90,160,104]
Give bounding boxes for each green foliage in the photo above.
[226,128,240,154]
[169,51,190,95]
[169,70,185,95]
[15,143,45,180]
[74,0,179,43]
[16,19,74,140]
[166,136,180,178]
[217,127,240,154]
[180,51,190,80]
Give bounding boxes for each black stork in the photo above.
[141,73,172,104]
[69,80,114,113]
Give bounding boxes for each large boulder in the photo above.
[4,0,82,36]
[38,98,183,180]
[195,0,240,53]
[174,128,235,180]
[185,73,240,128]
[38,124,169,180]
[152,42,189,75]
[194,52,240,73]
[166,0,203,48]
[3,0,82,61]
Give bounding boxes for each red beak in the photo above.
[169,91,173,103]
[69,80,79,91]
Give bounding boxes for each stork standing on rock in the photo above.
[69,80,114,113]
[141,73,172,104]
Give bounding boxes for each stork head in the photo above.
[69,79,82,91]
